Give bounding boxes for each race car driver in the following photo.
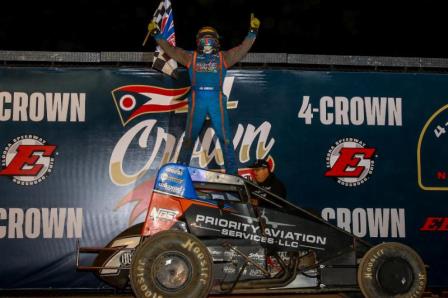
[147,14,260,175]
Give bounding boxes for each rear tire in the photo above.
[130,230,213,298]
[357,242,427,298]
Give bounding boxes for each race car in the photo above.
[76,163,427,298]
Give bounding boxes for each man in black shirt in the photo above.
[250,159,287,204]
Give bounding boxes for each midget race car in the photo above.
[76,163,427,298]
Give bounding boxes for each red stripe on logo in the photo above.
[117,85,189,97]
[129,102,187,120]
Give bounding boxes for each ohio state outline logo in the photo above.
[324,138,376,187]
[0,135,57,185]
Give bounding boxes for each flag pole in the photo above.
[142,18,155,47]
[142,31,151,47]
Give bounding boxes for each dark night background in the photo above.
[1,0,447,58]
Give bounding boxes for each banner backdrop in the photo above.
[1,67,448,288]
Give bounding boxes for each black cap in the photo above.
[250,159,269,169]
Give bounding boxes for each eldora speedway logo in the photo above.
[0,135,57,185]
[324,138,376,187]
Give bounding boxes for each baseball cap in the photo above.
[250,159,269,169]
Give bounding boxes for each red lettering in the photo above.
[439,218,448,231]
[420,217,443,231]
[0,145,56,176]
[437,171,447,180]
[325,147,376,177]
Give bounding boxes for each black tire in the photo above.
[357,242,427,298]
[130,230,213,298]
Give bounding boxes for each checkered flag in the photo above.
[152,0,179,79]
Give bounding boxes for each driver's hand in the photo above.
[250,13,261,30]
[148,20,160,36]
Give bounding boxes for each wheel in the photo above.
[357,242,427,298]
[130,230,213,298]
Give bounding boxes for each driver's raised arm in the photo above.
[148,20,192,67]
[154,37,192,67]
[222,13,260,68]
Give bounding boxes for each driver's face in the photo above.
[253,167,270,183]
[197,34,219,54]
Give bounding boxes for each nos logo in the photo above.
[150,207,178,222]
[325,138,376,187]
[0,135,57,185]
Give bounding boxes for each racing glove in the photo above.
[250,13,260,33]
[148,20,160,36]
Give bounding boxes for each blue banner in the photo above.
[1,67,448,288]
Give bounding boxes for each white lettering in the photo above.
[306,96,402,126]
[0,92,12,121]
[70,93,86,122]
[25,208,41,238]
[352,208,367,237]
[46,93,70,121]
[110,120,275,186]
[350,97,364,125]
[320,96,333,125]
[0,208,7,238]
[0,208,83,239]
[391,208,406,237]
[365,97,387,126]
[29,93,45,122]
[335,96,349,125]
[13,92,28,121]
[322,208,406,238]
[0,91,86,122]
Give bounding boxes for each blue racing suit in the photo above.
[154,31,257,174]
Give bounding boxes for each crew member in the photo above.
[251,159,287,205]
[147,14,260,175]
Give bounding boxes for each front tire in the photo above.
[357,242,427,298]
[130,230,213,298]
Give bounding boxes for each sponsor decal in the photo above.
[0,91,85,122]
[321,208,406,238]
[157,181,184,195]
[0,208,82,239]
[165,166,184,175]
[196,60,219,73]
[160,172,184,183]
[120,252,133,266]
[194,213,327,250]
[298,95,402,126]
[324,138,376,187]
[0,135,57,185]
[157,166,186,194]
[420,217,448,231]
[100,236,141,275]
[149,207,178,222]
[223,265,236,274]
